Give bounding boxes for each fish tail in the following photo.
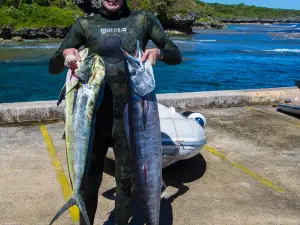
[49,194,91,225]
[77,194,91,225]
[49,196,76,225]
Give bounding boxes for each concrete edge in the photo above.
[1,87,299,125]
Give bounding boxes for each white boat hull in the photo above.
[279,104,300,115]
[106,103,207,168]
[278,91,300,116]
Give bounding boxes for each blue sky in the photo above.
[201,0,300,10]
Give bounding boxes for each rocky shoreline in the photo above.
[0,12,200,40]
[221,17,300,24]
[0,27,70,40]
[0,12,202,40]
[192,22,226,30]
[0,23,222,41]
[0,17,299,40]
[158,12,200,35]
[0,26,192,41]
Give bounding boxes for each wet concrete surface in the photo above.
[0,106,299,225]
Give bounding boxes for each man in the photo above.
[48,0,182,224]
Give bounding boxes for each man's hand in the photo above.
[141,48,159,66]
[63,48,81,70]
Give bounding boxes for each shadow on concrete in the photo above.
[276,108,300,119]
[102,153,207,225]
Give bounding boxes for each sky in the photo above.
[201,0,300,10]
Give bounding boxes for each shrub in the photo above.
[0,4,83,29]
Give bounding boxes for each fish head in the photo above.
[123,41,155,97]
[73,49,96,83]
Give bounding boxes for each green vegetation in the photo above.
[0,0,82,29]
[206,2,300,19]
[0,0,299,30]
[127,0,202,18]
[0,0,203,29]
[0,4,83,29]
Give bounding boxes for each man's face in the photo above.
[102,0,124,12]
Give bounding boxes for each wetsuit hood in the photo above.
[75,0,130,19]
[99,0,130,20]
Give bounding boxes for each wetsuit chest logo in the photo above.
[101,28,127,33]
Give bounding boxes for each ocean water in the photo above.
[0,24,299,103]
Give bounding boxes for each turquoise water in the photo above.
[0,24,299,103]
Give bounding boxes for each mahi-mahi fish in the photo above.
[50,48,105,225]
[123,41,162,225]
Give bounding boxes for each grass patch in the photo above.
[207,3,300,20]
[0,4,82,29]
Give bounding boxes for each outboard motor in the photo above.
[182,111,207,128]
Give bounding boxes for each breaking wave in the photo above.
[271,24,298,28]
[9,44,59,49]
[197,39,217,42]
[174,39,216,44]
[240,49,300,53]
[265,48,300,53]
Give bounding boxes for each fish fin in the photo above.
[123,104,130,143]
[135,40,143,64]
[77,195,91,225]
[57,84,66,106]
[49,196,76,225]
[49,194,91,225]
[64,80,79,97]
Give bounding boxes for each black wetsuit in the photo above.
[49,2,182,224]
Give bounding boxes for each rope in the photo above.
[162,117,184,167]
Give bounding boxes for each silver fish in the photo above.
[124,41,162,225]
[50,48,105,225]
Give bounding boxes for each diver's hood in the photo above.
[75,0,130,19]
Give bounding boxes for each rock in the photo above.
[192,22,209,29]
[0,38,3,42]
[158,12,200,35]
[211,22,227,29]
[166,30,187,35]
[192,21,226,29]
[0,27,13,39]
[11,36,23,42]
[0,27,71,39]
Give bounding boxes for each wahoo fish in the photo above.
[123,41,162,225]
[50,49,105,225]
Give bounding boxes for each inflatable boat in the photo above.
[106,104,207,168]
[278,81,300,116]
[279,94,300,115]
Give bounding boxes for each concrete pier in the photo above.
[0,88,299,225]
[1,87,299,125]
